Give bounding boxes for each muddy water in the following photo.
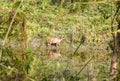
[34,46,110,81]
[5,37,111,81]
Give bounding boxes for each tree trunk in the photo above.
[110,31,118,81]
[116,16,120,80]
[110,16,120,81]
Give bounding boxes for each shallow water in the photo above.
[1,38,111,81]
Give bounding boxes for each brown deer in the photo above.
[47,37,63,47]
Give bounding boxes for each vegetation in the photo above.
[0,0,120,81]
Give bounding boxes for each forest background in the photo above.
[0,0,120,81]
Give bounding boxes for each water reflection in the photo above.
[48,49,62,60]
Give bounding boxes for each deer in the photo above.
[47,37,63,47]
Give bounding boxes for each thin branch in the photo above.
[0,0,23,59]
[63,35,85,73]
[67,55,94,81]
[76,56,94,76]
[2,1,23,46]
[70,35,86,58]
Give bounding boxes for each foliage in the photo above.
[0,0,119,81]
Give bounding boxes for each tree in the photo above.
[110,1,120,81]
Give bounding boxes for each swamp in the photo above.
[0,0,120,81]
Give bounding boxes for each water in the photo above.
[0,37,111,81]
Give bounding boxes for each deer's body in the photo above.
[48,37,62,47]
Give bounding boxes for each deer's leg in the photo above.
[47,43,51,48]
